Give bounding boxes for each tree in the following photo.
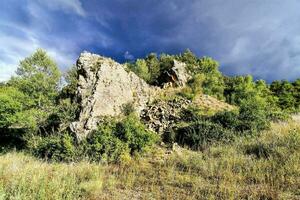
[270,80,296,111]
[177,49,198,72]
[224,75,256,105]
[194,57,224,99]
[9,49,61,108]
[145,53,160,84]
[128,59,151,82]
[60,65,78,101]
[292,79,300,110]
[0,87,36,129]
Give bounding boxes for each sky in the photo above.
[0,0,300,82]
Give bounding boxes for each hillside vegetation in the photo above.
[0,49,300,199]
[0,121,299,199]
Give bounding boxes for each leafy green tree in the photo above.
[197,57,224,99]
[0,87,36,129]
[145,53,160,84]
[237,96,270,133]
[224,75,256,105]
[60,65,78,100]
[292,79,300,110]
[127,59,151,82]
[9,49,61,108]
[270,80,297,111]
[177,49,198,72]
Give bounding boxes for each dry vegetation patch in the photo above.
[0,120,299,199]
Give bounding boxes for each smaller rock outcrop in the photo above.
[140,97,191,134]
[158,60,191,87]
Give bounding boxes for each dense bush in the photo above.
[270,79,300,112]
[28,133,77,162]
[86,115,158,163]
[213,97,270,133]
[210,110,240,130]
[25,115,157,163]
[166,95,272,150]
[236,97,270,133]
[85,122,129,163]
[168,120,234,150]
[0,87,33,129]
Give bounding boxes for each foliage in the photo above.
[168,95,271,150]
[171,120,234,150]
[0,87,36,129]
[86,123,129,163]
[127,59,151,82]
[86,115,157,163]
[213,97,270,133]
[42,99,79,133]
[270,79,300,112]
[8,49,61,108]
[224,76,288,121]
[1,121,299,199]
[176,50,225,99]
[179,73,205,100]
[28,133,77,162]
[60,65,78,100]
[236,96,270,133]
[224,75,256,105]
[196,57,224,99]
[145,53,160,84]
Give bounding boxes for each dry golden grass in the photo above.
[0,120,299,200]
[193,94,235,112]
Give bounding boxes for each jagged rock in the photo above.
[140,97,192,134]
[70,52,195,140]
[70,52,157,140]
[159,60,191,87]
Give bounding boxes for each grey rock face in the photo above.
[171,60,191,87]
[71,52,156,140]
[159,60,191,88]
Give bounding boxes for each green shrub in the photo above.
[211,110,240,130]
[28,133,77,162]
[86,115,158,163]
[171,120,234,150]
[115,115,158,153]
[212,97,270,134]
[236,97,270,133]
[85,120,129,163]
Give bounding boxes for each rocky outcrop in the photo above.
[70,51,195,140]
[70,52,157,140]
[140,97,191,134]
[159,60,191,87]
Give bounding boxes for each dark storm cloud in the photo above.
[0,0,300,81]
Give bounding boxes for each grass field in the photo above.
[0,120,299,200]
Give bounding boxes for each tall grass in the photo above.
[0,120,299,199]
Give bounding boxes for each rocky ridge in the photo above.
[70,52,233,140]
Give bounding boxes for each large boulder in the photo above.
[70,52,156,140]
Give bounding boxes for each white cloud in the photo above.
[0,22,77,81]
[37,0,86,17]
